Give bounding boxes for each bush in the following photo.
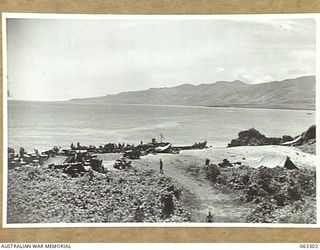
[203,160,316,223]
[242,174,250,185]
[205,164,221,182]
[287,184,302,201]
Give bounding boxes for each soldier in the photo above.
[88,168,94,181]
[19,147,25,158]
[159,159,164,174]
[206,211,213,222]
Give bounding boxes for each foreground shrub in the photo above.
[203,163,316,224]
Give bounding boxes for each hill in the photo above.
[70,75,315,110]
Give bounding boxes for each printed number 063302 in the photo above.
[300,244,318,249]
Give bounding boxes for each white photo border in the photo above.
[2,12,319,228]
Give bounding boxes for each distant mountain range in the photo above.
[70,75,316,110]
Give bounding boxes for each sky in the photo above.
[6,17,316,101]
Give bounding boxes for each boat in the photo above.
[172,140,207,150]
[155,143,172,153]
[281,136,301,146]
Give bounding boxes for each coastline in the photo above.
[8,99,316,112]
[6,144,316,224]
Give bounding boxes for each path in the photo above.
[132,152,253,223]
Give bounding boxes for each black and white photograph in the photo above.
[3,14,317,226]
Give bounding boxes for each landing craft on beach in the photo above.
[281,135,302,146]
[155,143,172,153]
[172,140,207,150]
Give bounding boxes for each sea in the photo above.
[7,100,316,152]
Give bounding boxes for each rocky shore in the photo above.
[228,125,315,148]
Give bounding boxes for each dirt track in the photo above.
[131,152,253,222]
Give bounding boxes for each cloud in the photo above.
[234,69,273,84]
[6,18,316,101]
[214,67,225,74]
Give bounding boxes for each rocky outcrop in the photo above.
[228,128,293,147]
[228,125,316,148]
[300,125,316,145]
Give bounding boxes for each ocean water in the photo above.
[7,101,315,152]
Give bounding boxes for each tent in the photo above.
[256,155,298,170]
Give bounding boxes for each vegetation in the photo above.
[204,164,316,224]
[7,165,190,223]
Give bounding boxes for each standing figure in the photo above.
[34,148,39,156]
[159,159,164,174]
[19,147,25,158]
[206,211,213,222]
[88,168,94,181]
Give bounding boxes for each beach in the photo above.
[7,142,316,224]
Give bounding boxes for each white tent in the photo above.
[256,155,298,170]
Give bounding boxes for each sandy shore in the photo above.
[98,145,315,222]
[173,145,316,170]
